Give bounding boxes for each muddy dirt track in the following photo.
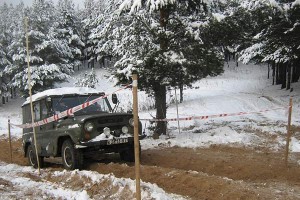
[1,138,300,199]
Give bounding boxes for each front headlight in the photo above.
[129,118,134,127]
[103,127,111,137]
[84,122,94,132]
[122,126,129,134]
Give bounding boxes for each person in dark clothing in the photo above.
[55,101,68,113]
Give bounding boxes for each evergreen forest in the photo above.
[0,0,299,134]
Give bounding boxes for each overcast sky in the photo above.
[0,0,84,8]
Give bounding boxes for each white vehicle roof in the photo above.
[23,87,102,106]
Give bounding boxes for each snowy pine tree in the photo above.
[11,0,75,96]
[0,3,14,103]
[74,68,98,88]
[56,0,85,71]
[86,0,119,67]
[237,0,300,89]
[80,0,99,68]
[4,2,27,99]
[97,0,224,135]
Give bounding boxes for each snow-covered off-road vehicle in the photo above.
[22,87,144,170]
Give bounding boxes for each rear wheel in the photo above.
[61,139,83,170]
[27,144,44,168]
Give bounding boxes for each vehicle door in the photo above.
[35,99,57,156]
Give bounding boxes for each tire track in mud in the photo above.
[1,139,300,199]
[86,147,300,200]
[88,162,274,200]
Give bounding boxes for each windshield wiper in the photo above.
[84,94,93,103]
[54,95,65,108]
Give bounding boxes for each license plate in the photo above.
[107,138,128,145]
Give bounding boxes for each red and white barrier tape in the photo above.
[10,85,131,129]
[140,107,287,122]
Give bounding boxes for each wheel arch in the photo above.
[57,136,72,157]
[24,142,31,157]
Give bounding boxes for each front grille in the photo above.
[96,125,123,132]
[113,129,121,137]
[98,117,124,124]
[94,116,130,137]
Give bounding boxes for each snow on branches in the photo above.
[75,68,98,89]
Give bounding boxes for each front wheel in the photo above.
[61,139,83,170]
[27,144,44,168]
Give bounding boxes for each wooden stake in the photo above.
[175,88,181,134]
[132,73,141,200]
[25,17,40,175]
[285,97,293,167]
[8,119,13,162]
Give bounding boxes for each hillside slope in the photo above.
[0,62,300,199]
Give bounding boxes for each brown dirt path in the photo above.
[1,138,300,199]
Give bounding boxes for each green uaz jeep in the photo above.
[22,87,144,170]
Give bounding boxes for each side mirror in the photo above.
[112,93,118,104]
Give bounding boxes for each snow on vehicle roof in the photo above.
[23,87,102,105]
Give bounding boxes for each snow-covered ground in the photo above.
[0,162,185,200]
[0,61,299,199]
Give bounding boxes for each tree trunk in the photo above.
[159,7,169,48]
[154,6,169,135]
[292,59,300,83]
[154,84,167,135]
[281,62,286,89]
[0,78,2,106]
[102,57,105,68]
[267,62,270,79]
[287,62,291,90]
[92,59,95,68]
[272,61,275,85]
[179,84,183,103]
[224,49,230,67]
[276,63,280,85]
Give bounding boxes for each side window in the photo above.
[40,100,48,119]
[100,99,109,111]
[22,105,33,133]
[34,102,40,121]
[104,98,112,112]
[22,105,31,124]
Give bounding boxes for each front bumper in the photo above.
[75,135,146,149]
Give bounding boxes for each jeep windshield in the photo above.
[52,94,111,115]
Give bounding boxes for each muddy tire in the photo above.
[27,144,44,168]
[61,139,83,170]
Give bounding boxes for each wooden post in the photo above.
[8,119,13,162]
[174,88,181,134]
[25,17,40,175]
[132,73,141,200]
[285,97,293,167]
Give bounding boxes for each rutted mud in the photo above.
[1,138,300,199]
